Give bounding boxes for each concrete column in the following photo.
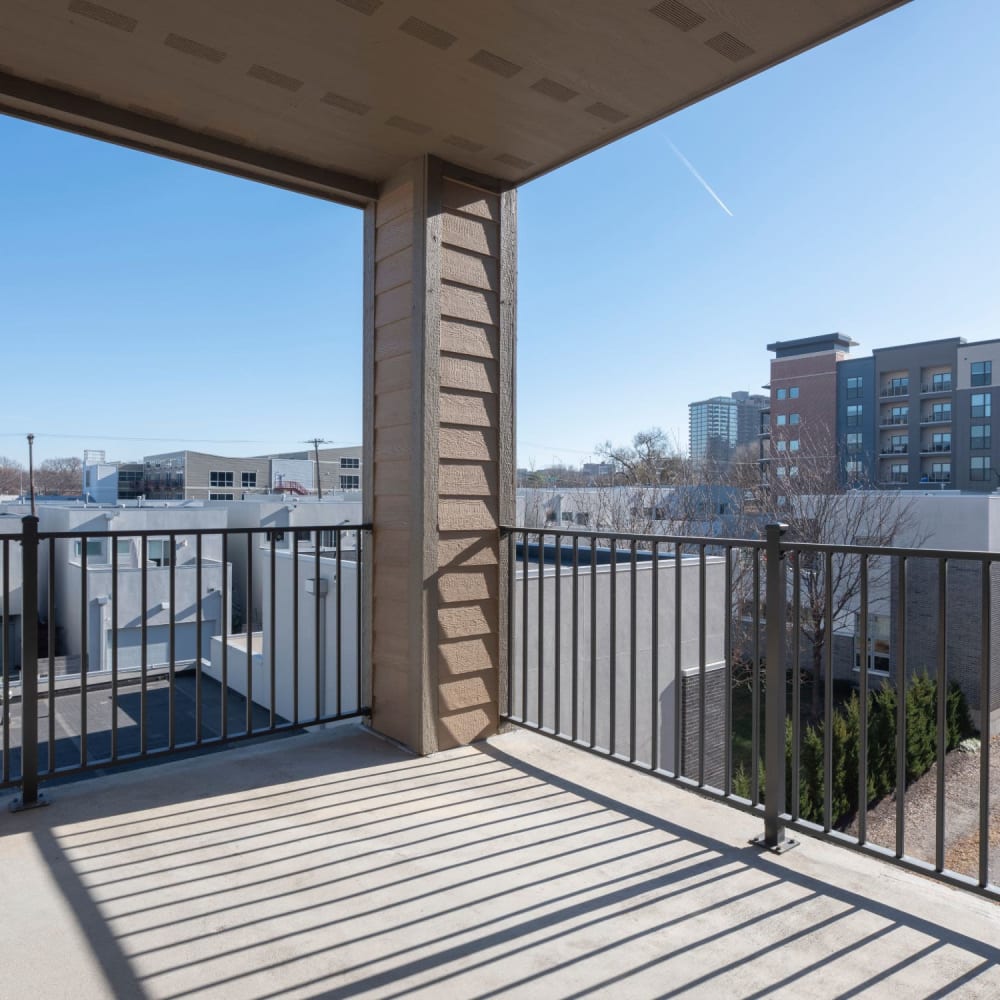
[363,156,515,753]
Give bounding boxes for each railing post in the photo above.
[755,522,795,851]
[11,515,47,811]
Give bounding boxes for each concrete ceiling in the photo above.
[0,0,908,206]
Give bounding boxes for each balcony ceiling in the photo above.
[0,0,907,205]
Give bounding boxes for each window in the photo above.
[847,405,863,427]
[972,360,992,387]
[776,388,786,400]
[887,376,909,396]
[776,466,787,477]
[845,460,862,476]
[295,529,313,542]
[846,432,862,453]
[210,471,233,488]
[971,457,992,482]
[147,539,171,567]
[971,425,991,450]
[340,475,360,490]
[856,614,890,675]
[931,371,951,391]
[789,413,800,425]
[776,441,786,452]
[972,393,992,418]
[340,457,360,469]
[209,492,234,500]
[321,530,340,547]
[887,406,908,425]
[575,512,590,526]
[929,402,951,422]
[73,539,103,559]
[789,439,800,452]
[846,376,863,400]
[887,434,907,454]
[242,472,257,488]
[776,414,787,426]
[115,539,132,558]
[789,387,799,399]
[929,462,951,482]
[789,466,799,477]
[931,432,951,452]
[890,463,908,482]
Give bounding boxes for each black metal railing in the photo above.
[1,518,371,807]
[502,524,998,901]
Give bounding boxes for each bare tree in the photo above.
[0,456,25,496]
[36,457,83,496]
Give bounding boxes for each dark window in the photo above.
[931,432,950,452]
[972,393,992,418]
[971,425,992,450]
[242,472,257,488]
[340,475,360,490]
[847,405,863,427]
[971,456,992,482]
[210,471,233,487]
[209,492,234,501]
[846,432,862,453]
[972,361,992,387]
[931,371,951,391]
[846,376,863,400]
[340,457,360,469]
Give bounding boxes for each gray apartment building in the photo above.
[771,334,1000,491]
[688,391,768,463]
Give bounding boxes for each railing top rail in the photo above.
[504,524,1000,563]
[34,522,373,540]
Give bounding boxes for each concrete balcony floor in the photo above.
[1,725,998,999]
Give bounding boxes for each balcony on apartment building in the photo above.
[879,380,910,398]
[3,519,1000,997]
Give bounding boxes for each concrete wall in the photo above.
[512,555,727,779]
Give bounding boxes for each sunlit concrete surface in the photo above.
[1,724,997,999]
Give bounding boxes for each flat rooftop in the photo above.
[2,724,997,998]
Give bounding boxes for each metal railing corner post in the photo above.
[11,515,48,811]
[756,521,794,851]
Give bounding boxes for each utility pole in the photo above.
[305,438,330,499]
[26,432,36,517]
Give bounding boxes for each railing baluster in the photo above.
[651,541,659,772]
[698,543,706,787]
[140,534,147,756]
[111,535,119,761]
[2,539,9,785]
[858,554,869,845]
[674,540,682,779]
[506,530,515,719]
[936,556,947,873]
[336,531,343,718]
[590,535,597,749]
[13,517,43,809]
[246,530,254,735]
[269,531,277,729]
[980,558,991,888]
[538,531,545,730]
[723,545,732,793]
[522,530,529,724]
[292,530,300,726]
[751,547,761,806]
[555,532,562,737]
[169,532,176,751]
[572,534,579,743]
[221,532,229,740]
[824,549,834,833]
[791,550,801,821]
[356,528,363,714]
[629,539,638,764]
[314,531,321,722]
[609,537,617,757]
[196,534,203,744]
[80,536,88,767]
[47,539,55,773]
[895,555,907,859]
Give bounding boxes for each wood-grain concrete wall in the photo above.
[364,156,514,752]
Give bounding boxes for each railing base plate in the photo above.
[10,792,49,813]
[750,833,799,854]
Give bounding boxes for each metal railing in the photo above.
[921,380,953,394]
[1,518,371,807]
[921,412,953,424]
[880,385,910,398]
[501,524,998,901]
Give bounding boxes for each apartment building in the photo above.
[688,391,768,463]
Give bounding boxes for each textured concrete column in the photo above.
[363,156,515,753]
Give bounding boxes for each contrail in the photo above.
[666,138,734,217]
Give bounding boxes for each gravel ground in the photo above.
[848,733,1000,884]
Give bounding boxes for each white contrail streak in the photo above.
[666,138,734,217]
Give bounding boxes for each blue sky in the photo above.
[2,0,998,467]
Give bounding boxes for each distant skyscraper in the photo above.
[689,392,769,462]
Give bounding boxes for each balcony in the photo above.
[879,446,909,456]
[879,385,910,398]
[3,520,1000,996]
[921,380,953,394]
[921,413,953,425]
[879,416,908,427]
[920,445,952,454]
